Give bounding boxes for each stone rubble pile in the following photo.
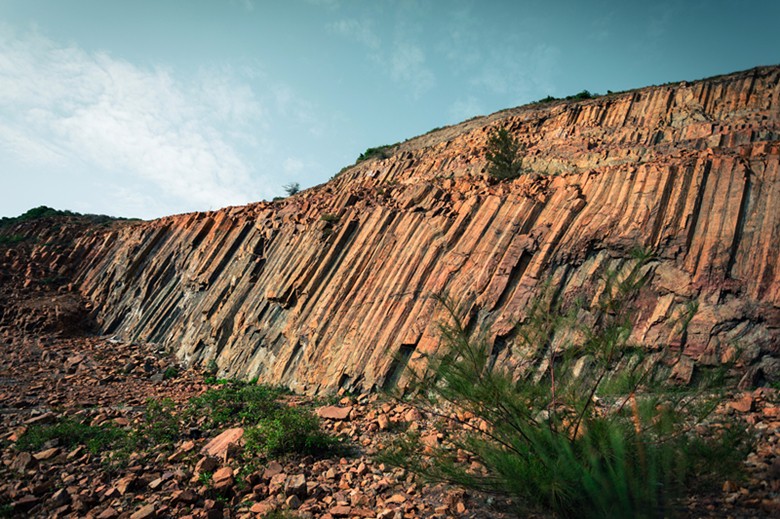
[0,336,516,518]
[1,334,779,518]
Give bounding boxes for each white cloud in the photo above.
[328,15,435,99]
[470,43,560,103]
[436,3,482,71]
[470,68,510,95]
[388,42,435,98]
[329,18,380,49]
[283,157,304,174]
[195,70,265,126]
[0,28,269,218]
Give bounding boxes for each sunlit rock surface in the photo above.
[48,66,780,393]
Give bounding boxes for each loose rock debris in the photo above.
[1,334,778,518]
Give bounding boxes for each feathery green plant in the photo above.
[382,250,750,518]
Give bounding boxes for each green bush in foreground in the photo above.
[188,380,285,429]
[134,398,181,447]
[18,382,335,465]
[245,406,333,457]
[383,251,751,518]
[16,417,126,454]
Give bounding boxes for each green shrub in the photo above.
[133,398,181,447]
[39,276,65,286]
[16,417,126,454]
[0,205,136,229]
[320,213,340,224]
[245,406,333,457]
[356,144,397,163]
[0,206,80,229]
[0,234,27,246]
[485,127,524,180]
[204,359,219,377]
[188,381,284,429]
[565,89,598,101]
[383,250,751,518]
[198,471,213,487]
[163,366,179,380]
[535,90,600,104]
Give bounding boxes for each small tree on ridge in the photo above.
[485,127,524,180]
[283,182,301,196]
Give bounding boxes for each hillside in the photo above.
[26,65,774,395]
[2,65,780,518]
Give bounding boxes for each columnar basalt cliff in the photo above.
[24,66,780,394]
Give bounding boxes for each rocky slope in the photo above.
[6,66,780,395]
[1,335,518,519]
[0,215,120,339]
[2,335,778,518]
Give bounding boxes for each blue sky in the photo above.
[1,0,778,219]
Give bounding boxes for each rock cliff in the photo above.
[12,66,780,394]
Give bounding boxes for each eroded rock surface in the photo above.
[4,66,780,395]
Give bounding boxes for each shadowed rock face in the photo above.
[46,66,780,394]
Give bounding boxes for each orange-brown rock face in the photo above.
[64,66,780,393]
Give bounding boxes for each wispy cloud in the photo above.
[388,41,436,99]
[328,18,380,49]
[0,27,270,217]
[470,43,560,102]
[329,15,436,99]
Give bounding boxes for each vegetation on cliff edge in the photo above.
[0,205,136,229]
